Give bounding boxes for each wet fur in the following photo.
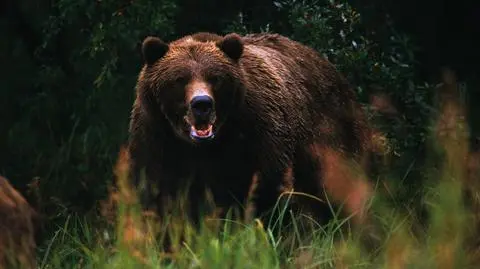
[127,32,374,226]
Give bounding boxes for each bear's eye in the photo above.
[174,76,189,85]
[207,75,223,86]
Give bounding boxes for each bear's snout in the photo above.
[190,95,214,123]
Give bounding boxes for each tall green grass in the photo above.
[34,69,479,269]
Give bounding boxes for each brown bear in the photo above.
[127,32,375,229]
[0,176,37,269]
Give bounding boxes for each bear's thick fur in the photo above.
[127,32,374,226]
[0,176,36,269]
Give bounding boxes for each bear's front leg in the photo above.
[250,167,291,230]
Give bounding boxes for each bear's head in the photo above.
[139,33,246,144]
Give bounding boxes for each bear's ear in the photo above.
[142,36,169,66]
[216,33,244,61]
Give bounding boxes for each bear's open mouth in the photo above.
[190,123,214,140]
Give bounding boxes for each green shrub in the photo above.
[2,0,177,227]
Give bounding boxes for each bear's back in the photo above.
[240,33,368,154]
[241,33,336,87]
[240,33,341,102]
[243,33,327,63]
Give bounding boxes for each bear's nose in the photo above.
[190,95,214,121]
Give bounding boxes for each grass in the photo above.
[23,69,480,269]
